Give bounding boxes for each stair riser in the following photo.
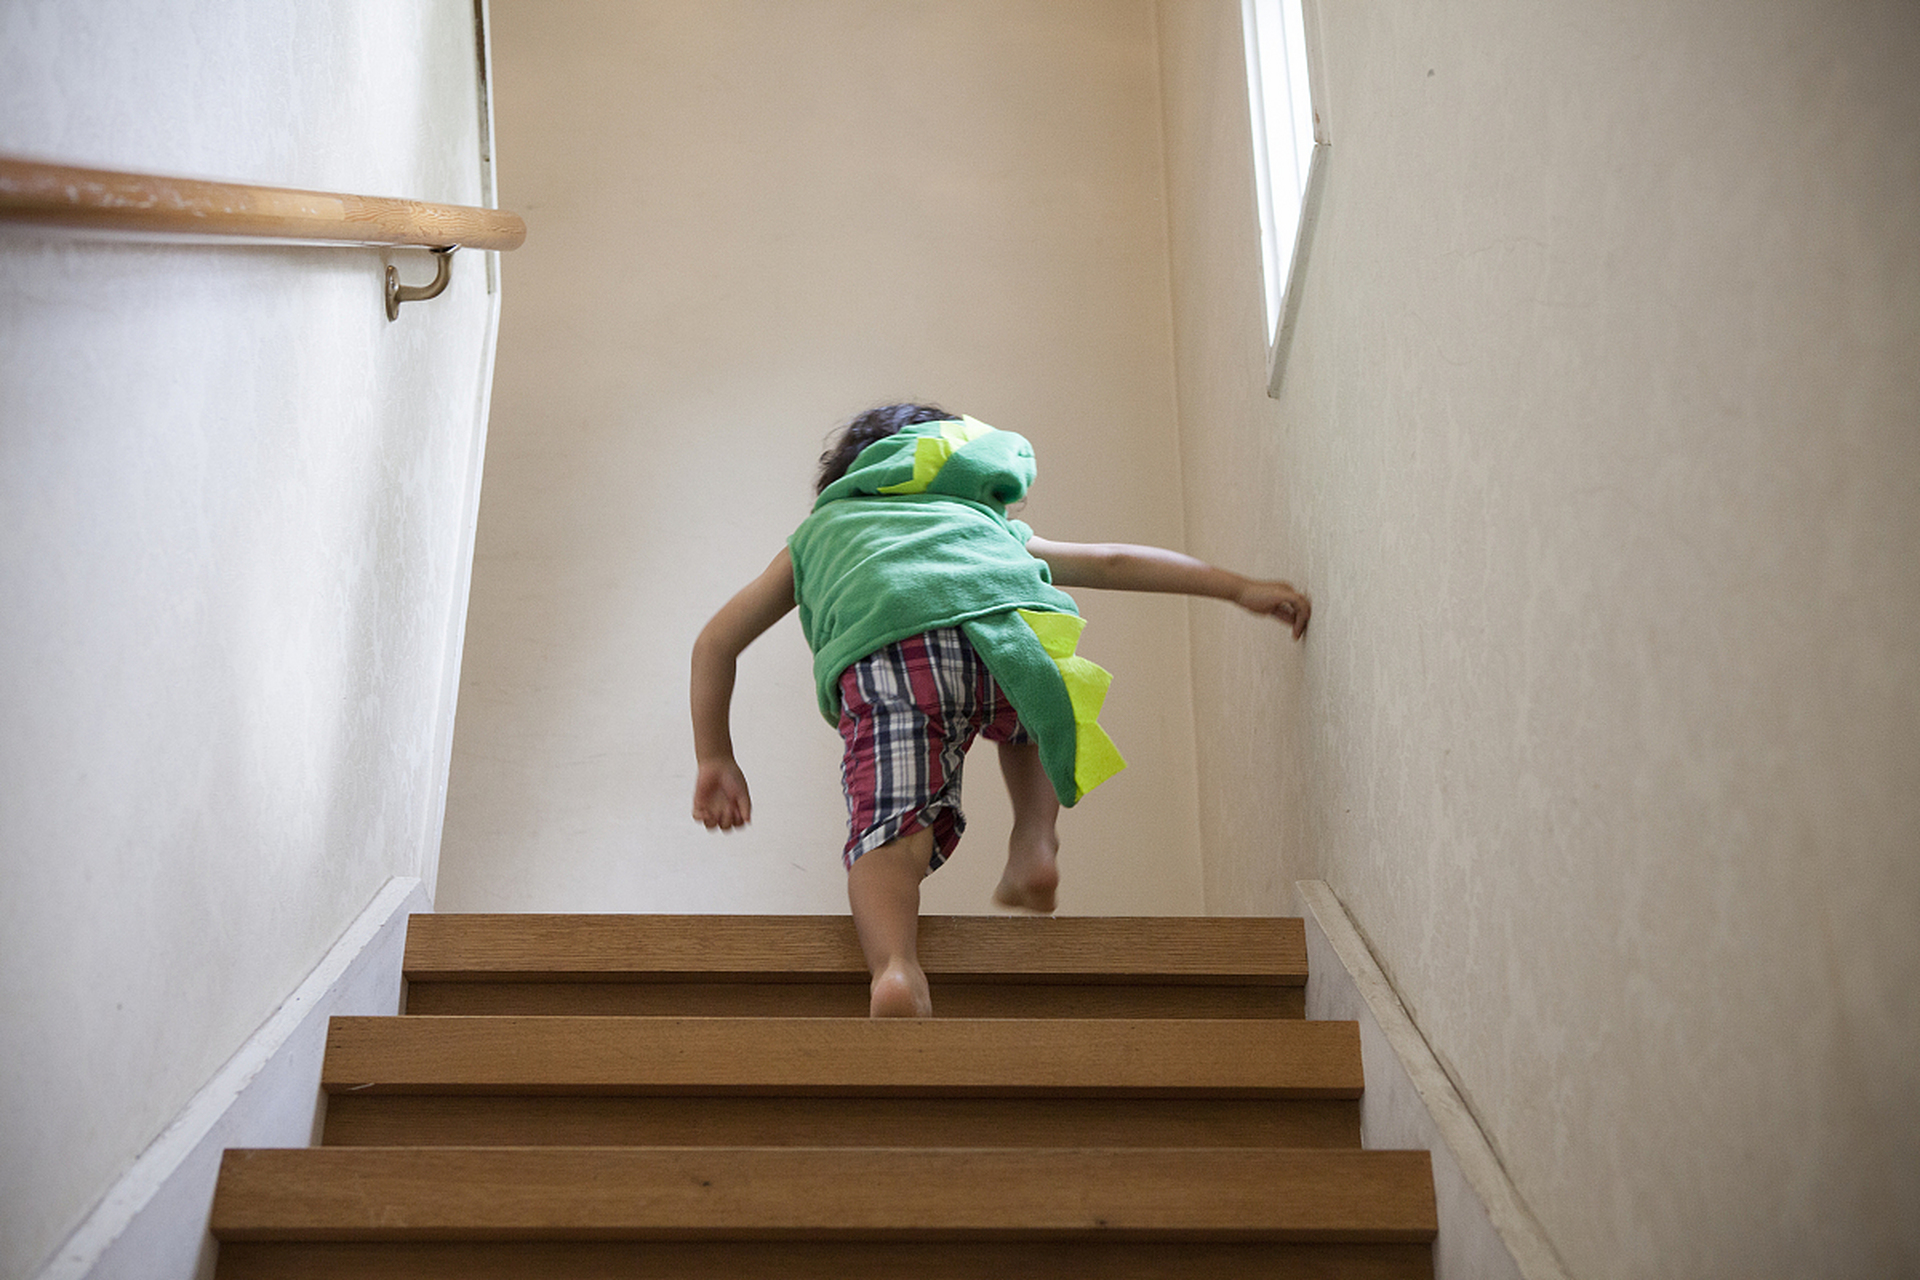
[403,915,1310,985]
[212,1147,1436,1239]
[217,1239,1432,1280]
[322,1095,1361,1149]
[405,981,1304,1019]
[322,1016,1362,1097]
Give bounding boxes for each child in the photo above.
[691,404,1310,1018]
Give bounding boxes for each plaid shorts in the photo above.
[836,628,1031,870]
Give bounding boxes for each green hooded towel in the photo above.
[787,417,1125,806]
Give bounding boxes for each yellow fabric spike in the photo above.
[877,417,998,495]
[1018,609,1085,659]
[877,436,950,495]
[1017,609,1126,800]
[1057,655,1112,718]
[1074,721,1127,798]
[939,415,996,448]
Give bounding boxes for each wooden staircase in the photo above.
[210,915,1437,1277]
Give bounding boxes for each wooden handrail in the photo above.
[0,156,525,251]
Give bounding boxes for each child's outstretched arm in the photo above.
[690,548,798,830]
[1025,537,1311,639]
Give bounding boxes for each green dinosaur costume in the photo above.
[787,417,1125,806]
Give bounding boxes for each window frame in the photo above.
[1240,0,1330,398]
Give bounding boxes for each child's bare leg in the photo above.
[993,741,1061,913]
[847,828,937,1017]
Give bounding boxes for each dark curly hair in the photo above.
[815,402,958,495]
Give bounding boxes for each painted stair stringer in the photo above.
[28,877,427,1280]
[1298,881,1571,1280]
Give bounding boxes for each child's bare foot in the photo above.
[993,827,1060,913]
[869,959,933,1018]
[992,869,1059,913]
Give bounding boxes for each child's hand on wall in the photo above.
[1234,580,1312,640]
[693,757,753,830]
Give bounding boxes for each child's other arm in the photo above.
[1025,537,1311,640]
[690,548,798,830]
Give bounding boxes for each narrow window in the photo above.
[1241,0,1326,395]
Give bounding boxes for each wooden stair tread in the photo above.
[322,1016,1362,1098]
[212,1146,1436,1242]
[403,914,1307,985]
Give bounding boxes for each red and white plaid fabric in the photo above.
[836,628,1030,869]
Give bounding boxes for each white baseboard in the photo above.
[31,876,430,1280]
[1295,879,1573,1280]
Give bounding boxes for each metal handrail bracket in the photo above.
[386,246,457,321]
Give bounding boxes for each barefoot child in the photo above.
[691,404,1309,1018]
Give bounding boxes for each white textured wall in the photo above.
[440,0,1204,918]
[1156,1,1315,909]
[0,4,496,1278]
[1159,1,1919,1276]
